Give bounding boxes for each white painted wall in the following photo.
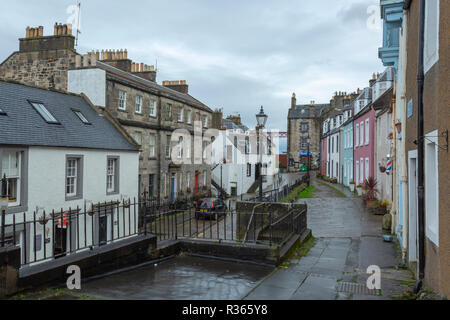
[329,133,340,180]
[68,69,107,107]
[5,146,139,265]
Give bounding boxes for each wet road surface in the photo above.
[80,256,273,300]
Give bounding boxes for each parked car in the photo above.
[195,198,227,220]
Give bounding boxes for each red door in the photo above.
[194,171,199,195]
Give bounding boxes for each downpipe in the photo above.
[414,0,426,294]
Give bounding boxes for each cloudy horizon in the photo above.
[0,0,384,131]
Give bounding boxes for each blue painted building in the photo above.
[378,0,405,73]
[341,107,354,187]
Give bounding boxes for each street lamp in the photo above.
[306,136,311,187]
[1,174,9,247]
[256,106,268,202]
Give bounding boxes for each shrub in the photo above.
[349,181,355,185]
[363,177,379,201]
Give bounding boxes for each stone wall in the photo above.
[0,49,79,91]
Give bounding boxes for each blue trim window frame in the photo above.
[28,101,60,124]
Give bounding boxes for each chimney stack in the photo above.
[20,23,75,52]
[291,93,296,109]
[162,80,189,94]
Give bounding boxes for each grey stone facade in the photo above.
[0,23,213,202]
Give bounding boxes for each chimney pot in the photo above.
[26,27,30,38]
[38,26,44,37]
[140,63,144,72]
[132,63,136,72]
[67,24,72,35]
[124,49,128,59]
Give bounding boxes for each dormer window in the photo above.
[30,102,59,124]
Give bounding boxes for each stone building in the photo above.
[402,0,449,297]
[0,23,79,91]
[68,59,214,202]
[0,23,213,202]
[287,93,329,171]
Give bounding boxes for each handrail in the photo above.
[243,202,266,244]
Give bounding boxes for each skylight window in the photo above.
[30,102,59,123]
[73,110,90,124]
[0,107,6,115]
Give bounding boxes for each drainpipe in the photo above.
[414,0,425,294]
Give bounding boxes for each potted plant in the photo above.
[356,184,363,196]
[362,177,379,207]
[349,181,355,192]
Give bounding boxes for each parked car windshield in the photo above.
[200,199,214,208]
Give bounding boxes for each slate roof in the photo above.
[96,61,213,113]
[288,103,330,119]
[0,80,138,151]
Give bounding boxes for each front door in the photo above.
[171,175,176,202]
[194,171,199,195]
[99,215,107,246]
[408,151,418,263]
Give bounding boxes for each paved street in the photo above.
[244,175,415,300]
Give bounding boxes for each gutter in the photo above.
[414,0,426,294]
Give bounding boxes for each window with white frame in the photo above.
[106,157,119,194]
[149,99,157,117]
[247,163,252,177]
[66,156,82,200]
[1,151,21,206]
[365,119,370,145]
[166,104,172,121]
[355,160,359,184]
[202,170,207,186]
[202,115,208,128]
[177,136,183,159]
[360,121,364,146]
[186,172,191,189]
[166,135,171,158]
[355,124,359,147]
[135,95,142,114]
[365,158,369,180]
[118,91,127,110]
[425,130,439,245]
[360,158,364,183]
[424,0,440,74]
[202,140,208,160]
[149,133,156,158]
[178,107,184,122]
[186,110,192,124]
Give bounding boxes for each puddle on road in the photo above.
[80,256,273,300]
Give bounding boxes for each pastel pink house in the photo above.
[354,106,376,185]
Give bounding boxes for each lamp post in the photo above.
[306,136,311,187]
[256,106,268,202]
[1,174,8,247]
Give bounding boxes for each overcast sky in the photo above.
[0,0,384,130]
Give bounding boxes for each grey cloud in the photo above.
[0,0,385,132]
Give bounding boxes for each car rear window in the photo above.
[200,199,213,208]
